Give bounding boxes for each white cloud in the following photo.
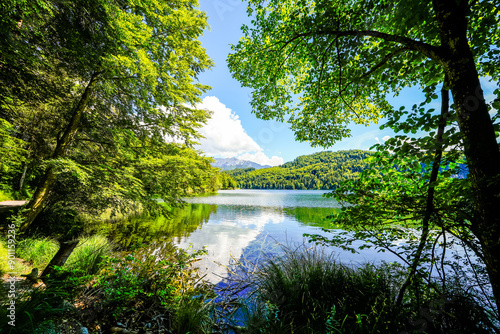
[237,151,284,166]
[375,135,391,144]
[196,96,283,166]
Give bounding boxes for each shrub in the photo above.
[72,242,215,332]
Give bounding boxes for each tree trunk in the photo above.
[20,71,101,232]
[433,0,500,311]
[40,239,80,280]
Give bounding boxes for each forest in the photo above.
[2,0,500,333]
[225,150,373,189]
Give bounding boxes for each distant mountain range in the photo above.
[212,157,272,171]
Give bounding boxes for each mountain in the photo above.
[212,157,272,171]
[225,150,373,190]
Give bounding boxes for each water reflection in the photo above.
[92,204,216,249]
[95,190,403,283]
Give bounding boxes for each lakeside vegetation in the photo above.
[2,236,497,333]
[1,0,500,333]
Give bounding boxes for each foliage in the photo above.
[227,0,499,146]
[0,189,13,201]
[0,0,216,232]
[0,242,216,333]
[228,0,500,312]
[0,239,12,276]
[0,284,74,334]
[306,86,499,323]
[216,171,238,190]
[226,150,372,189]
[74,242,215,332]
[0,118,28,196]
[16,237,59,270]
[36,145,223,225]
[217,244,497,334]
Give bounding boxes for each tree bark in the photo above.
[433,0,500,311]
[40,239,80,279]
[20,71,101,232]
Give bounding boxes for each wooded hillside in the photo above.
[225,150,372,190]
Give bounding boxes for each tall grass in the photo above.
[65,234,114,275]
[0,240,12,276]
[217,243,498,334]
[250,245,403,333]
[16,237,59,269]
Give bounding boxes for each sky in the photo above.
[193,0,498,166]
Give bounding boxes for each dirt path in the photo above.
[0,200,26,213]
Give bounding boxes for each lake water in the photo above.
[113,189,402,282]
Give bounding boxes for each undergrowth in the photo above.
[0,240,216,333]
[215,244,499,334]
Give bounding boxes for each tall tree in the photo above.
[0,0,213,231]
[228,0,500,309]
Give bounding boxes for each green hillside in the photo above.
[225,150,373,190]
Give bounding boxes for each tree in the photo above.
[228,0,500,309]
[0,0,213,231]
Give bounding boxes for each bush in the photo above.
[72,242,215,332]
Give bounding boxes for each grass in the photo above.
[251,245,403,333]
[12,234,113,276]
[16,237,59,270]
[65,234,114,275]
[0,240,12,276]
[0,189,13,201]
[217,243,499,334]
[4,235,497,333]
[1,237,217,333]
[0,238,32,277]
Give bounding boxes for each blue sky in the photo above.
[194,1,497,166]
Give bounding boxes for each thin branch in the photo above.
[258,29,442,62]
[396,75,449,306]
[315,37,337,99]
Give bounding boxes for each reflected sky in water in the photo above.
[98,190,476,287]
[178,190,402,283]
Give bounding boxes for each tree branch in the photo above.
[267,29,442,62]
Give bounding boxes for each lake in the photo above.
[100,189,404,283]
